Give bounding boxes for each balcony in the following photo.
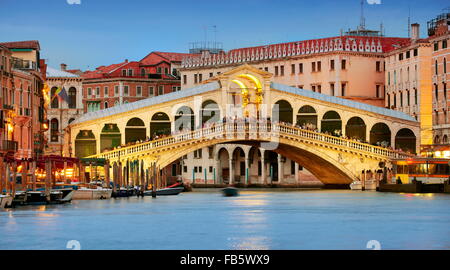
[0,140,18,152]
[3,104,14,111]
[12,58,36,70]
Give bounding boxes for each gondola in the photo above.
[222,187,239,197]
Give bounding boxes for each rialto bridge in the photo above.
[68,64,419,185]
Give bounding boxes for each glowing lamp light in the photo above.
[7,123,13,133]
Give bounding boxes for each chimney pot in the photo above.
[411,23,420,41]
[60,63,67,71]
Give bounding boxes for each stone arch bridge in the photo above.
[68,64,419,185]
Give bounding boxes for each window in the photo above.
[141,68,145,77]
[400,91,403,107]
[311,62,316,72]
[399,53,403,61]
[387,93,391,108]
[444,83,447,101]
[341,83,346,96]
[434,42,439,51]
[311,85,316,92]
[376,85,380,98]
[124,85,129,96]
[406,51,410,59]
[183,166,187,173]
[240,161,245,176]
[341,59,346,70]
[413,48,418,56]
[291,161,295,175]
[435,60,438,75]
[164,68,168,74]
[136,86,142,96]
[183,75,187,84]
[435,84,439,101]
[104,101,108,109]
[157,67,162,74]
[376,61,381,72]
[317,61,321,72]
[414,88,418,105]
[330,83,335,96]
[275,66,279,76]
[264,67,269,72]
[407,90,410,106]
[299,63,303,74]
[114,85,119,96]
[291,64,295,74]
[96,87,100,96]
[68,87,77,108]
[444,58,447,74]
[51,87,59,108]
[158,85,164,95]
[209,72,213,78]
[87,87,92,96]
[122,69,127,76]
[209,166,213,173]
[443,40,447,49]
[317,84,321,93]
[194,74,198,84]
[50,118,59,142]
[128,69,133,76]
[280,65,284,76]
[149,86,154,96]
[199,73,202,82]
[194,149,202,159]
[104,86,108,97]
[330,60,335,71]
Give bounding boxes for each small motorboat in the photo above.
[49,188,75,204]
[26,191,48,205]
[350,180,377,190]
[222,187,239,197]
[143,187,184,196]
[12,191,28,206]
[0,195,13,209]
[73,188,112,200]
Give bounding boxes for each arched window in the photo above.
[50,118,59,142]
[68,87,77,108]
[104,101,108,109]
[51,87,59,109]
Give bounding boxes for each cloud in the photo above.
[367,0,381,4]
[67,0,81,4]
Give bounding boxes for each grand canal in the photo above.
[1,189,449,250]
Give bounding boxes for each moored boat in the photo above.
[0,195,13,209]
[143,187,184,196]
[73,187,112,200]
[222,187,239,197]
[350,180,377,190]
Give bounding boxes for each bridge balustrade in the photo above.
[91,122,413,161]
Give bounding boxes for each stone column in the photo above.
[277,154,283,183]
[229,158,234,185]
[0,159,3,194]
[215,158,221,184]
[245,158,250,185]
[261,149,266,185]
[295,162,299,184]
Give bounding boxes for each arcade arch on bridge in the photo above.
[175,106,195,131]
[125,118,146,143]
[321,111,342,135]
[100,123,121,152]
[296,105,318,129]
[75,130,96,158]
[200,100,220,126]
[150,112,171,139]
[273,100,293,124]
[370,123,391,147]
[345,117,366,141]
[395,128,416,154]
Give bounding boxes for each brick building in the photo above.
[0,40,47,161]
[82,51,192,113]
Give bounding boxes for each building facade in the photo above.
[45,66,83,156]
[429,13,449,144]
[81,52,191,113]
[0,40,47,160]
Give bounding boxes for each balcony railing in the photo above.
[0,140,18,152]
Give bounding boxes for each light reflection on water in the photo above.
[1,189,449,250]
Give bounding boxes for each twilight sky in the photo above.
[0,0,448,70]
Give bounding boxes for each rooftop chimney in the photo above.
[411,23,420,42]
[60,63,67,71]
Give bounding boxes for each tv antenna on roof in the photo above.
[359,0,366,30]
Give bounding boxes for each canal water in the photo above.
[1,189,449,250]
